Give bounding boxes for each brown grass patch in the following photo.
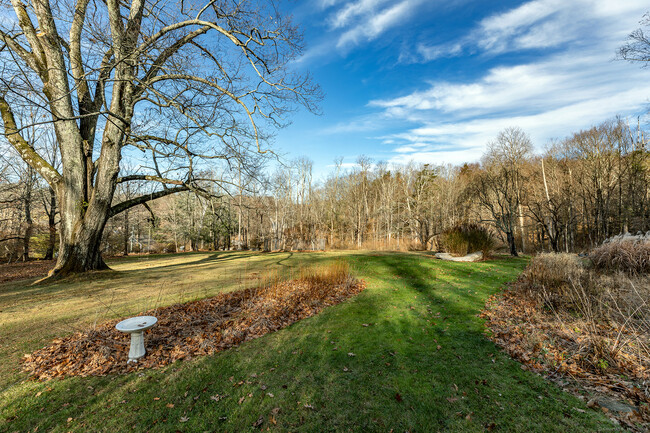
[22,262,364,380]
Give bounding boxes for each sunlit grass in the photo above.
[0,251,620,432]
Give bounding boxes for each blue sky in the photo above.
[273,0,650,179]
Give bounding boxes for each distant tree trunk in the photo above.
[506,231,518,256]
[22,181,33,261]
[123,209,129,256]
[517,202,526,253]
[44,187,56,260]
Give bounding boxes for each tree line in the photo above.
[0,0,648,276]
[2,118,648,260]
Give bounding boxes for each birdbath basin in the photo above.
[115,316,158,362]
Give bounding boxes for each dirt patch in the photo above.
[23,274,365,379]
[482,289,650,431]
[0,260,54,284]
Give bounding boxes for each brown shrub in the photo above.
[510,252,650,378]
[440,223,495,257]
[516,253,585,305]
[590,240,650,275]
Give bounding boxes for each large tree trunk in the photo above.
[45,200,112,279]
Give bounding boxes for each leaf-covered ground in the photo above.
[482,288,649,431]
[24,271,365,379]
[0,251,621,432]
[0,259,55,284]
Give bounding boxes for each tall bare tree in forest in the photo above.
[403,163,437,250]
[526,151,575,252]
[0,0,320,279]
[473,128,532,256]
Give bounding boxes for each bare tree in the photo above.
[0,0,320,279]
[618,12,650,65]
[472,127,533,256]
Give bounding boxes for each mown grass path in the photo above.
[1,252,619,432]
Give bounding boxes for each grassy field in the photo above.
[0,251,620,432]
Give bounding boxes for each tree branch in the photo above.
[109,185,188,217]
[0,95,62,187]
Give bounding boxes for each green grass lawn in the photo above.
[0,251,620,432]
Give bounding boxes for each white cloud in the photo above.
[380,85,650,167]
[359,0,650,166]
[336,0,422,49]
[373,50,641,117]
[296,0,428,64]
[318,0,346,10]
[329,0,392,29]
[414,0,648,61]
[321,114,389,134]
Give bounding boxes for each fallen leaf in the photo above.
[21,277,366,380]
[166,403,174,408]
[180,416,189,423]
[395,393,403,402]
[252,415,264,428]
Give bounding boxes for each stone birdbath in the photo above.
[115,316,158,362]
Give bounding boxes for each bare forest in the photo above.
[2,119,648,261]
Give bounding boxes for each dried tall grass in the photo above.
[513,252,649,378]
[590,239,650,275]
[516,253,585,306]
[440,223,495,257]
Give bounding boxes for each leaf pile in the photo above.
[482,289,650,430]
[23,273,365,380]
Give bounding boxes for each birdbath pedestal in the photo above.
[115,316,158,362]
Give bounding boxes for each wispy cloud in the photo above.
[329,0,392,29]
[413,0,648,62]
[373,50,638,116]
[321,114,390,134]
[378,81,650,166]
[357,0,650,166]
[336,0,423,49]
[297,0,428,64]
